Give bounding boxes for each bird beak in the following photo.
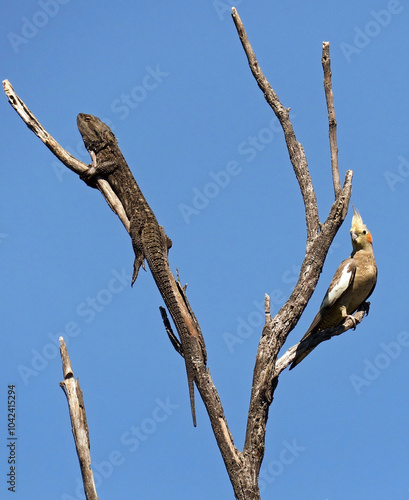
[351,231,358,242]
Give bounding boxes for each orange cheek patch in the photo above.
[366,232,373,244]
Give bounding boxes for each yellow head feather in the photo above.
[350,207,373,249]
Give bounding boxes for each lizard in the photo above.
[77,113,206,426]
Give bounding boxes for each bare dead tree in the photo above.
[3,8,372,499]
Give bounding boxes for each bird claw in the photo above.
[361,301,371,316]
[346,314,357,330]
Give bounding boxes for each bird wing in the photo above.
[321,258,356,308]
[302,258,356,339]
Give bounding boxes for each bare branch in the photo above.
[231,8,319,241]
[3,80,84,174]
[59,337,99,500]
[321,42,341,197]
[2,79,130,232]
[275,304,369,374]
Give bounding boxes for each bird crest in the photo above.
[351,207,373,248]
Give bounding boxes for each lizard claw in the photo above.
[131,254,146,286]
[80,165,98,187]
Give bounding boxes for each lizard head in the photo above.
[77,113,117,153]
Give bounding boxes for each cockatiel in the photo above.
[290,208,377,370]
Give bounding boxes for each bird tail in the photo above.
[289,346,315,370]
[289,324,317,370]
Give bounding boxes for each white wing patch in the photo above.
[321,262,354,309]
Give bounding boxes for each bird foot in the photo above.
[361,301,371,316]
[345,314,357,330]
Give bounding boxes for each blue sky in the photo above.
[1,1,409,499]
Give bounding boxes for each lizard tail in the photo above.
[188,377,197,427]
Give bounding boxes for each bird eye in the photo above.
[362,230,367,235]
